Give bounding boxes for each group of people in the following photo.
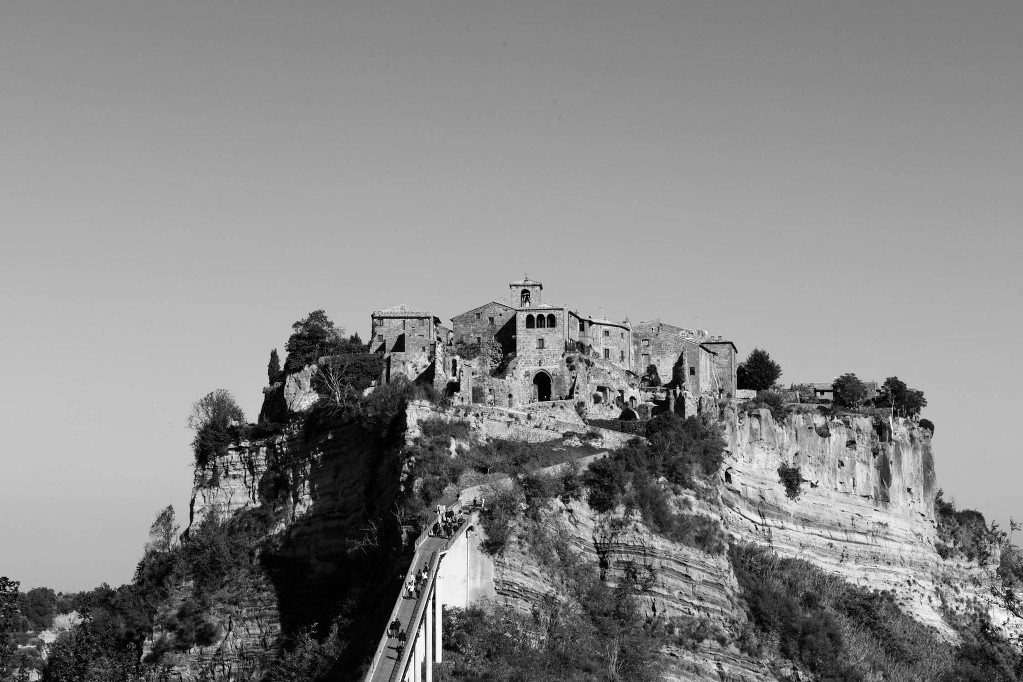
[430,498,484,539]
[388,618,407,652]
[404,565,430,600]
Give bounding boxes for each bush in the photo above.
[479,487,522,555]
[777,465,801,500]
[919,418,935,434]
[934,490,999,564]
[752,390,787,423]
[736,349,782,391]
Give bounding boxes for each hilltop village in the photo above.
[369,276,738,419]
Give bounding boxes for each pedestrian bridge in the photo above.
[363,505,491,682]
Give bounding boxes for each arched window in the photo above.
[537,314,546,328]
[526,314,535,329]
[521,289,530,306]
[547,314,556,328]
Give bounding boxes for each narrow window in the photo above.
[578,319,585,332]
[689,367,696,376]
[476,336,482,345]
[603,330,609,337]
[536,338,545,349]
[620,350,625,362]
[537,315,546,329]
[488,317,495,325]
[604,348,610,359]
[526,314,535,329]
[475,312,481,320]
[547,314,556,327]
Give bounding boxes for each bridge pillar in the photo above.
[425,590,433,682]
[433,588,442,663]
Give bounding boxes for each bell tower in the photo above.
[509,275,543,308]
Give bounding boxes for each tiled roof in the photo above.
[372,304,432,317]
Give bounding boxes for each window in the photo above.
[536,338,545,349]
[604,348,610,359]
[537,315,546,329]
[402,320,406,330]
[643,339,650,347]
[642,353,650,367]
[476,336,482,345]
[689,367,696,376]
[579,319,585,331]
[620,350,625,362]
[475,312,481,320]
[488,317,495,325]
[603,330,609,337]
[547,314,556,327]
[377,334,384,342]
[526,314,535,329]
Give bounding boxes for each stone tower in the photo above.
[510,276,543,308]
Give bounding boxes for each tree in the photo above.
[1,576,20,678]
[736,348,782,391]
[876,376,927,416]
[284,310,345,374]
[146,506,179,554]
[188,389,245,467]
[641,365,661,387]
[267,349,283,386]
[832,373,867,408]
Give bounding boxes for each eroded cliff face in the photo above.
[158,415,405,680]
[490,491,781,681]
[719,406,1021,641]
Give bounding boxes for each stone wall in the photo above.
[450,302,516,357]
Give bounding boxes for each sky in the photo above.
[1,1,1020,591]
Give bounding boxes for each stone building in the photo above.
[373,276,737,411]
[631,320,738,398]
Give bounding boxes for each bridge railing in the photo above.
[363,505,478,682]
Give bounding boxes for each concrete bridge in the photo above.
[363,505,491,682]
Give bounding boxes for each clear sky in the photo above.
[1,1,1020,591]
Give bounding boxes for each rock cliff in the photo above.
[719,406,1021,641]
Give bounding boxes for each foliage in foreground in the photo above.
[729,543,1023,682]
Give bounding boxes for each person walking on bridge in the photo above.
[388,618,400,638]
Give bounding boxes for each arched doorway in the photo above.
[532,371,552,402]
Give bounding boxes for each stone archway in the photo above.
[532,371,552,402]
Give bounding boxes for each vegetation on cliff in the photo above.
[730,543,1023,681]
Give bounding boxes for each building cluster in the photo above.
[369,277,737,417]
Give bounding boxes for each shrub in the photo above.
[778,464,801,500]
[919,418,935,434]
[479,487,522,555]
[934,490,999,564]
[358,377,415,443]
[736,349,782,391]
[752,390,787,423]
